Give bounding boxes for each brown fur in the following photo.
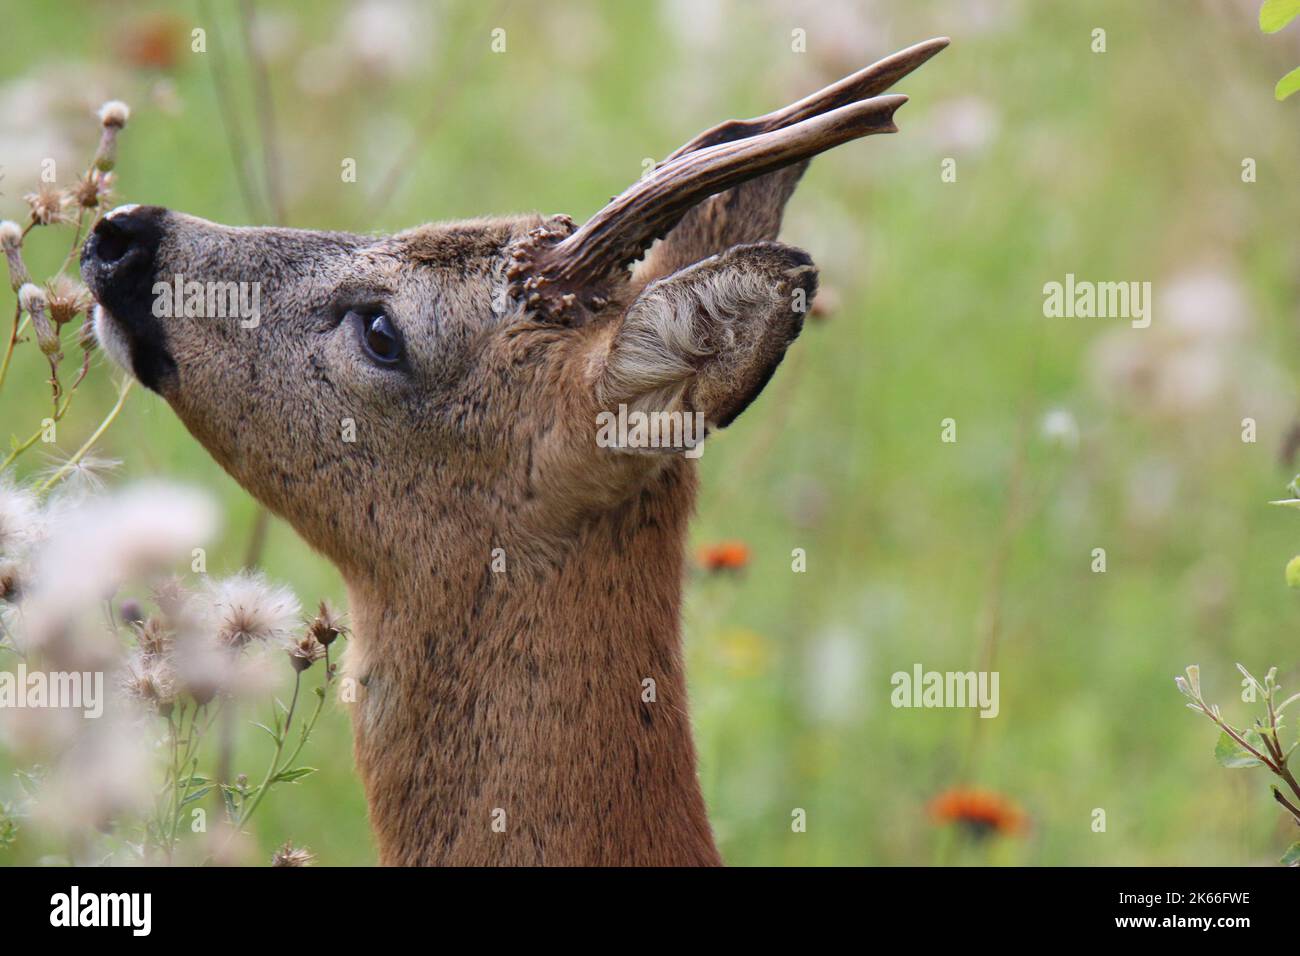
[82,39,950,862]
[87,184,813,865]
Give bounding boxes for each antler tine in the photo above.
[510,95,906,320]
[663,36,950,162]
[509,38,949,323]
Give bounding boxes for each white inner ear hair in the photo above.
[598,260,778,417]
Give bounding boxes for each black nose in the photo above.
[79,205,177,393]
[82,204,165,274]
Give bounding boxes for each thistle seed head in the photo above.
[98,100,131,129]
[23,185,70,226]
[204,572,301,650]
[271,842,315,867]
[71,170,114,210]
[286,632,326,672]
[46,276,92,329]
[307,599,347,647]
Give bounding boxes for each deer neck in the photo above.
[342,460,721,866]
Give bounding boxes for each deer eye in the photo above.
[352,310,404,366]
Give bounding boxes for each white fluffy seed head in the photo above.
[19,483,219,651]
[0,220,21,250]
[98,100,130,128]
[204,571,302,649]
[0,475,42,558]
[17,282,47,314]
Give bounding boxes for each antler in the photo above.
[507,37,949,322]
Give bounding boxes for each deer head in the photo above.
[79,39,946,866]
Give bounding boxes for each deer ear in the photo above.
[597,242,815,442]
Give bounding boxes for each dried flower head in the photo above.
[23,185,70,226]
[205,572,301,649]
[46,276,92,329]
[286,632,326,673]
[120,651,177,716]
[271,841,316,867]
[134,616,171,659]
[70,170,115,210]
[308,599,348,647]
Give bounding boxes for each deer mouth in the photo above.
[80,204,178,393]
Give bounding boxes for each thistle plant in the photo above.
[1,99,133,479]
[0,95,347,867]
[0,477,347,865]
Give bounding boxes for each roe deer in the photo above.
[80,38,947,866]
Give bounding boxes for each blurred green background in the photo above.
[2,0,1299,865]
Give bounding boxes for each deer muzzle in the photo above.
[81,204,178,392]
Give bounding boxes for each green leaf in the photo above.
[1261,0,1300,32]
[271,766,317,784]
[180,786,212,806]
[251,722,281,744]
[1215,729,1265,768]
[1281,841,1300,866]
[1275,65,1300,100]
[220,786,238,821]
[14,768,41,797]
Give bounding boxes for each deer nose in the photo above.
[83,204,164,272]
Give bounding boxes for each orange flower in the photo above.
[928,788,1026,837]
[116,14,186,71]
[698,541,750,572]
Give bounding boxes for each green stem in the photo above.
[237,671,301,829]
[1209,707,1281,773]
[1273,787,1300,826]
[277,680,327,774]
[0,305,19,393]
[36,378,132,492]
[1,380,76,473]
